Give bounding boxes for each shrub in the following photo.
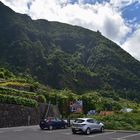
[36,95,46,103]
[92,112,140,131]
[69,113,84,119]
[0,72,5,79]
[0,94,38,107]
[0,87,46,103]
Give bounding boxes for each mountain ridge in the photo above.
[0,2,140,100]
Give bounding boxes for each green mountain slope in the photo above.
[0,2,140,100]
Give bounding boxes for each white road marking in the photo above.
[44,131,52,133]
[87,131,116,138]
[113,133,140,139]
[112,138,126,140]
[61,132,72,135]
[14,130,24,132]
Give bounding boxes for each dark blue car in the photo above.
[39,117,68,130]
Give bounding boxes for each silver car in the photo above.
[71,118,104,135]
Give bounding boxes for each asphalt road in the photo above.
[0,126,140,140]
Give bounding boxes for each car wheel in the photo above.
[72,129,76,134]
[85,128,91,135]
[49,125,53,130]
[64,124,68,129]
[40,125,45,130]
[100,126,104,133]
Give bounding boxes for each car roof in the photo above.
[76,118,94,120]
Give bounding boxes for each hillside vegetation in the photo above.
[0,1,140,106]
[1,67,140,131]
[0,68,46,107]
[0,2,140,102]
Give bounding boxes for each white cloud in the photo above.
[0,0,131,44]
[0,0,32,13]
[27,0,131,45]
[110,0,140,8]
[122,26,140,61]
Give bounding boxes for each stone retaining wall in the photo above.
[0,103,60,128]
[0,103,39,127]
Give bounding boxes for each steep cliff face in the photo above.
[0,2,140,96]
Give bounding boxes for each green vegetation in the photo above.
[42,89,140,117]
[0,67,140,131]
[0,2,140,102]
[0,94,38,107]
[0,68,14,79]
[0,87,46,103]
[0,67,46,107]
[93,111,140,131]
[0,81,31,87]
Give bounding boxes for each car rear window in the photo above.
[74,119,85,123]
[87,119,95,123]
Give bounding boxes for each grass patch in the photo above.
[92,111,140,131]
[0,94,38,107]
[0,87,46,103]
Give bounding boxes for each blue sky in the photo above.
[123,1,140,24]
[0,0,140,61]
[68,0,108,4]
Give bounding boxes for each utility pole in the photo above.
[45,101,51,118]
